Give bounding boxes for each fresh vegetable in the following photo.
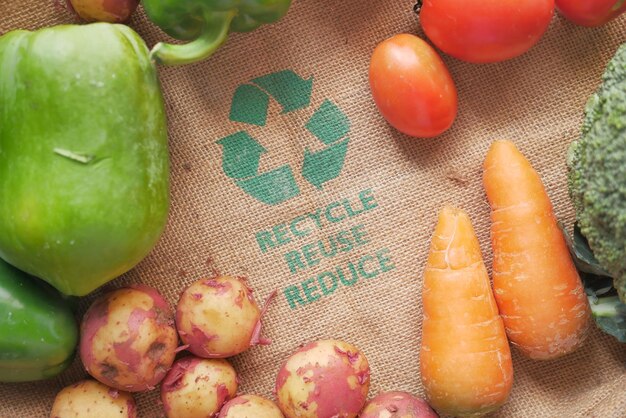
[80,285,178,392]
[50,380,136,418]
[175,276,270,358]
[369,34,457,138]
[420,206,513,417]
[568,43,626,303]
[563,225,626,342]
[360,391,438,418]
[484,140,591,359]
[219,395,284,418]
[418,0,554,63]
[0,23,170,296]
[66,0,139,22]
[566,43,626,342]
[161,357,238,418]
[0,258,77,382]
[275,339,370,418]
[556,0,626,26]
[143,0,292,65]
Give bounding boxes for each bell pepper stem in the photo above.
[150,11,236,66]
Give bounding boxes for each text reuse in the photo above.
[253,189,396,308]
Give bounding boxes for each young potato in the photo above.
[80,285,178,392]
[275,339,370,418]
[67,0,139,22]
[161,356,238,418]
[360,392,439,418]
[50,379,136,418]
[176,276,269,358]
[219,394,284,418]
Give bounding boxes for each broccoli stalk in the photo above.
[591,297,626,342]
[593,296,623,317]
[562,224,626,342]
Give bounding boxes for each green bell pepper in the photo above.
[0,258,78,382]
[0,23,169,296]
[143,0,293,66]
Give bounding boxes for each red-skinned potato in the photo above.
[218,394,284,418]
[360,392,439,418]
[80,285,178,392]
[66,0,139,22]
[275,339,370,418]
[176,276,269,358]
[161,356,238,418]
[50,380,136,418]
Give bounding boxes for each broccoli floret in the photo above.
[568,43,626,302]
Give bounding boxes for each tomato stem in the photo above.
[413,0,423,14]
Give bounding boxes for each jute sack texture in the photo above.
[1,1,625,417]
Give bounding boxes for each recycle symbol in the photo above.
[217,70,350,206]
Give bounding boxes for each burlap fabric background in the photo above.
[1,1,625,417]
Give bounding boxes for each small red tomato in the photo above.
[369,34,458,138]
[556,0,626,26]
[420,0,554,63]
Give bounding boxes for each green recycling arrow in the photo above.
[216,131,266,179]
[305,100,350,145]
[302,139,349,189]
[218,69,350,205]
[252,70,313,114]
[229,85,270,127]
[230,70,314,126]
[217,132,300,203]
[237,166,300,205]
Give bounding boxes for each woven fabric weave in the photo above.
[0,1,625,417]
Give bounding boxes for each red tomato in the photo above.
[556,0,626,26]
[369,34,458,138]
[420,0,555,63]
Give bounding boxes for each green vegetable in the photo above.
[0,257,78,382]
[0,23,169,296]
[568,42,626,303]
[143,0,292,66]
[562,224,626,343]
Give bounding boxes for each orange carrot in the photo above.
[483,140,590,360]
[420,206,513,417]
